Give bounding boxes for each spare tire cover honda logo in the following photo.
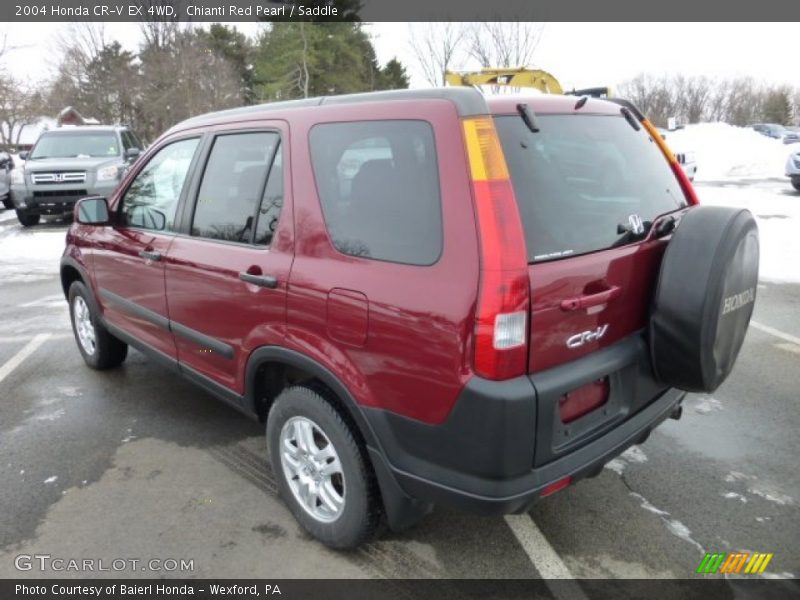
[721,288,755,315]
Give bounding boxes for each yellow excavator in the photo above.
[444,67,612,99]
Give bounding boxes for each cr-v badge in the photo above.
[566,324,609,349]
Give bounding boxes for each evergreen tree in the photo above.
[762,87,793,125]
[253,23,409,101]
[379,58,410,90]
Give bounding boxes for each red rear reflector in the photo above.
[541,476,572,498]
[559,378,609,424]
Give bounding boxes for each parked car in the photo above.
[61,88,759,549]
[0,152,14,209]
[752,123,800,144]
[787,150,800,191]
[657,128,697,181]
[10,125,143,227]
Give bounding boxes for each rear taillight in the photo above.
[640,118,700,206]
[463,117,530,380]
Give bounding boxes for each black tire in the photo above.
[650,206,759,392]
[1,195,12,210]
[792,180,800,192]
[16,210,40,227]
[68,281,128,370]
[267,385,381,549]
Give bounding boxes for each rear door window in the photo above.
[495,114,686,262]
[309,120,442,266]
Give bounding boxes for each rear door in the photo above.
[496,111,689,464]
[164,124,291,394]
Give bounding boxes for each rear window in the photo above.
[495,114,687,262]
[309,120,442,266]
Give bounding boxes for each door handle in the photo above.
[138,250,162,262]
[560,286,621,311]
[239,272,278,289]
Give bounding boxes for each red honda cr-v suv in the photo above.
[61,88,759,548]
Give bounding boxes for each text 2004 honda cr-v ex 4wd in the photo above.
[61,88,759,548]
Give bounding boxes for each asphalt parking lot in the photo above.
[0,182,798,593]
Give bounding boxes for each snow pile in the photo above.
[697,182,800,283]
[666,123,799,181]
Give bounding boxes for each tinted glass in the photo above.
[30,132,120,159]
[128,131,144,149]
[192,132,279,243]
[309,120,442,265]
[120,138,199,231]
[496,114,687,262]
[121,131,135,151]
[254,143,283,246]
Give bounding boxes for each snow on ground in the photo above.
[0,225,66,283]
[667,123,799,181]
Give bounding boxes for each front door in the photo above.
[164,126,292,393]
[92,136,202,360]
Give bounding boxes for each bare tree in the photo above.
[0,77,43,148]
[408,23,466,87]
[467,22,544,69]
[137,0,184,51]
[54,23,106,67]
[674,75,712,124]
[618,74,680,127]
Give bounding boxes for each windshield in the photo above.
[30,132,120,159]
[496,114,687,262]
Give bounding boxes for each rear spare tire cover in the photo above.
[650,206,759,392]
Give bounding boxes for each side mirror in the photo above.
[18,151,28,161]
[124,147,141,161]
[75,196,110,225]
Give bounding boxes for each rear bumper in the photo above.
[364,336,686,515]
[367,384,684,515]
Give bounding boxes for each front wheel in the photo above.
[68,281,128,369]
[16,210,40,227]
[267,385,381,549]
[1,195,12,210]
[792,180,800,192]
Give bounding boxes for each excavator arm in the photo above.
[445,68,612,99]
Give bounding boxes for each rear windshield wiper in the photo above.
[620,106,641,131]
[517,103,540,133]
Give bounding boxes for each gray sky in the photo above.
[1,22,796,91]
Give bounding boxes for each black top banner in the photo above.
[3,0,800,22]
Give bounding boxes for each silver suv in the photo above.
[11,126,143,227]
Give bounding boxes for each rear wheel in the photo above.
[16,211,40,227]
[1,195,12,210]
[792,180,800,192]
[68,281,128,369]
[267,385,380,549]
